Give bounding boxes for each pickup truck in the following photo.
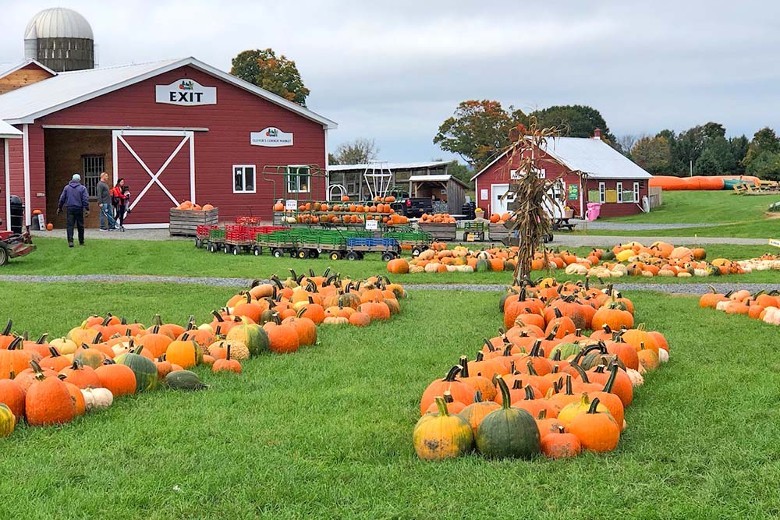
[389,197,433,218]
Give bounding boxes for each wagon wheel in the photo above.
[346,251,359,261]
[308,249,320,259]
[329,251,342,261]
[411,247,422,257]
[0,246,8,266]
[195,238,202,248]
[296,249,308,259]
[224,245,230,254]
[253,246,262,256]
[272,248,284,258]
[381,252,395,262]
[232,246,240,255]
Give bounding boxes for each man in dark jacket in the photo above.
[57,173,90,247]
[96,172,117,231]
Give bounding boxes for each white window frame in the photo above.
[233,165,256,194]
[287,165,311,193]
[633,182,640,203]
[598,182,606,203]
[616,182,624,203]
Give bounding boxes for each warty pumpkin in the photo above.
[413,396,474,461]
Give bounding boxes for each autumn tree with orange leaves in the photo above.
[231,48,311,106]
[434,100,527,170]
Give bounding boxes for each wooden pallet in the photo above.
[418,223,457,241]
[169,208,219,236]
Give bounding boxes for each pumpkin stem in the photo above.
[544,324,560,341]
[572,364,590,383]
[101,314,113,326]
[48,346,61,357]
[482,338,496,353]
[7,336,22,351]
[588,397,601,414]
[495,375,511,410]
[433,396,449,417]
[523,385,535,401]
[226,344,232,361]
[92,332,103,344]
[473,390,484,403]
[211,310,225,322]
[458,356,470,378]
[526,360,539,376]
[603,363,619,393]
[443,365,463,382]
[30,359,45,380]
[537,409,547,420]
[1,319,11,336]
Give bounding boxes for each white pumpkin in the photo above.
[626,368,644,386]
[763,307,780,326]
[81,388,114,412]
[658,348,670,363]
[565,263,588,276]
[715,300,731,312]
[50,337,78,355]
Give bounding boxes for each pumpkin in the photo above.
[25,361,76,426]
[49,337,78,355]
[59,360,102,389]
[115,347,158,393]
[412,396,474,460]
[567,397,620,452]
[348,312,371,327]
[475,375,541,459]
[419,365,474,415]
[0,403,16,437]
[263,323,300,353]
[208,340,250,361]
[386,258,410,274]
[213,345,242,374]
[0,378,26,419]
[0,337,35,379]
[164,370,209,391]
[81,387,114,411]
[540,425,582,459]
[95,362,137,397]
[74,345,108,369]
[457,391,501,434]
[64,381,87,416]
[165,335,202,369]
[282,316,318,346]
[226,319,269,356]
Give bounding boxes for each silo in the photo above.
[23,7,94,72]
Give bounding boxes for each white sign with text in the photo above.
[155,79,217,105]
[250,127,294,147]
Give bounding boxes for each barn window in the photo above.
[81,154,105,198]
[616,182,623,203]
[233,165,256,193]
[598,182,606,203]
[287,165,310,193]
[633,182,640,202]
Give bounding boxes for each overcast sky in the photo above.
[1,1,779,163]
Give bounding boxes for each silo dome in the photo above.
[24,7,94,40]
[23,8,95,72]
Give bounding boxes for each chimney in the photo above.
[593,128,602,140]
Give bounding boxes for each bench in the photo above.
[552,218,576,231]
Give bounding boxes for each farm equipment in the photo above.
[204,224,290,254]
[0,229,35,266]
[381,229,432,256]
[253,229,401,260]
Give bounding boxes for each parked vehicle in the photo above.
[390,197,433,218]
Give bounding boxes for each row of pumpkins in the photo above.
[387,242,779,277]
[413,279,670,460]
[699,287,780,326]
[174,201,215,211]
[0,271,407,437]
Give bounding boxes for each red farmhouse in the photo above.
[472,132,652,219]
[0,57,336,230]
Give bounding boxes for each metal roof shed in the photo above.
[408,174,468,215]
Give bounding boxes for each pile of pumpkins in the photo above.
[0,270,407,438]
[413,278,669,460]
[419,213,457,224]
[699,287,780,326]
[389,241,774,278]
[174,200,214,211]
[272,198,411,226]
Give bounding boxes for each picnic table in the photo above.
[552,218,576,231]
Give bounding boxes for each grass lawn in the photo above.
[586,190,780,238]
[1,283,779,518]
[3,237,779,284]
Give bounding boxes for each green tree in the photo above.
[446,160,473,187]
[230,48,310,106]
[700,136,736,174]
[631,135,672,173]
[528,105,615,142]
[746,150,780,181]
[694,147,720,175]
[434,100,526,170]
[728,135,749,174]
[743,127,780,168]
[332,138,379,165]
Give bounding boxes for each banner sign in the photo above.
[155,79,217,105]
[251,127,294,147]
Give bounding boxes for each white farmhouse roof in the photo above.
[328,161,449,172]
[0,120,22,139]
[472,137,651,181]
[0,57,337,129]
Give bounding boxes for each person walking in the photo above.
[111,178,129,231]
[96,172,117,231]
[57,173,90,247]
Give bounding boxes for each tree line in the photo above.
[227,49,779,182]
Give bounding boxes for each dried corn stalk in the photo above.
[502,118,562,285]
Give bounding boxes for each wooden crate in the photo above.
[169,208,219,236]
[418,223,457,241]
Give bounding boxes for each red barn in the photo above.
[0,57,336,230]
[472,132,652,219]
[0,120,23,229]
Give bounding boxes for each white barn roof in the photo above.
[472,137,651,181]
[409,174,468,188]
[0,120,22,139]
[0,57,337,129]
[328,161,449,172]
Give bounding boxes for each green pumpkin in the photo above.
[548,342,581,360]
[475,375,540,459]
[475,258,489,272]
[164,370,209,391]
[115,348,158,393]
[0,403,16,438]
[226,319,269,356]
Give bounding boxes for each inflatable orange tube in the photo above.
[649,175,757,190]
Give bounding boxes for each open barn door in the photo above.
[112,130,195,227]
